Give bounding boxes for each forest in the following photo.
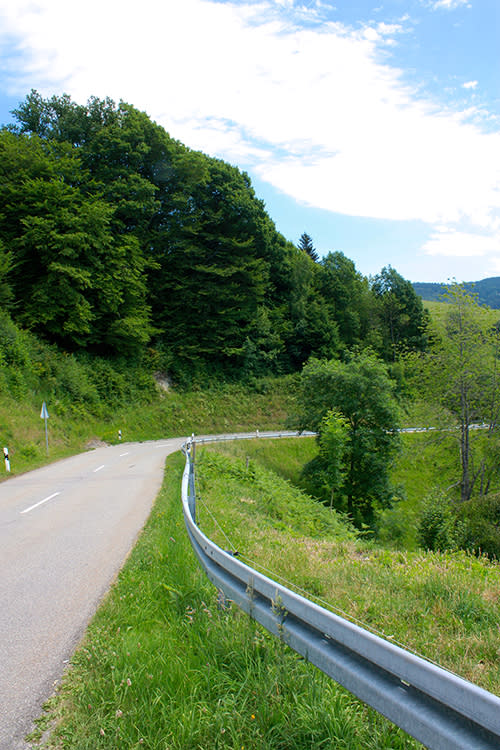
[0,91,428,383]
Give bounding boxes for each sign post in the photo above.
[40,401,49,455]
[3,446,10,472]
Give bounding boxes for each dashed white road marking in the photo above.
[93,465,105,473]
[21,492,61,515]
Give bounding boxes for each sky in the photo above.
[0,0,498,283]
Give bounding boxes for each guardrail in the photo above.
[181,432,500,750]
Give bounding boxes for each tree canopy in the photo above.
[421,283,500,502]
[0,91,429,381]
[297,352,401,526]
[371,265,428,360]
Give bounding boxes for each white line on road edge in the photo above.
[21,492,61,514]
[119,452,129,457]
[93,465,105,473]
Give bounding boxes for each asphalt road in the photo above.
[0,438,185,750]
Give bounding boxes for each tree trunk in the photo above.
[460,421,471,502]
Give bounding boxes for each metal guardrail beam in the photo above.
[181,433,500,750]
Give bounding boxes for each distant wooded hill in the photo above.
[413,278,500,309]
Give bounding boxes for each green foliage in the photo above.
[0,238,12,308]
[191,442,500,695]
[379,427,458,549]
[2,91,431,383]
[318,251,373,352]
[417,492,459,552]
[0,310,158,419]
[456,493,500,560]
[0,312,296,476]
[303,410,349,509]
[371,265,429,360]
[282,246,341,369]
[0,309,31,369]
[0,129,154,355]
[202,434,318,487]
[198,450,355,540]
[298,231,319,262]
[153,157,272,379]
[421,283,500,503]
[296,352,401,526]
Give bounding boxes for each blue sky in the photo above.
[0,0,498,282]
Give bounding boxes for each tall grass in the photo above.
[197,441,500,696]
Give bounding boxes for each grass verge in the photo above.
[32,450,423,749]
[197,441,500,696]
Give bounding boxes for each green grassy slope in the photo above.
[0,312,295,477]
[197,441,500,695]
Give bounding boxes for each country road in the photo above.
[0,438,185,750]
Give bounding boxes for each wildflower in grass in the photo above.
[201,600,212,617]
[115,710,123,718]
[100,728,105,736]
[126,678,132,687]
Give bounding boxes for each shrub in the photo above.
[417,492,457,552]
[0,310,31,368]
[457,493,500,560]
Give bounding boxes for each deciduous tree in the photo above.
[0,129,153,354]
[297,352,401,526]
[371,265,428,360]
[425,283,500,502]
[0,239,12,309]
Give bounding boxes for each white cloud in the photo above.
[426,0,470,10]
[423,228,500,259]
[0,0,498,256]
[463,80,478,90]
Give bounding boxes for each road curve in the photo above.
[0,438,185,750]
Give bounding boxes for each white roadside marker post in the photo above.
[3,446,10,472]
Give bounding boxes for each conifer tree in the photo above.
[298,232,319,262]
